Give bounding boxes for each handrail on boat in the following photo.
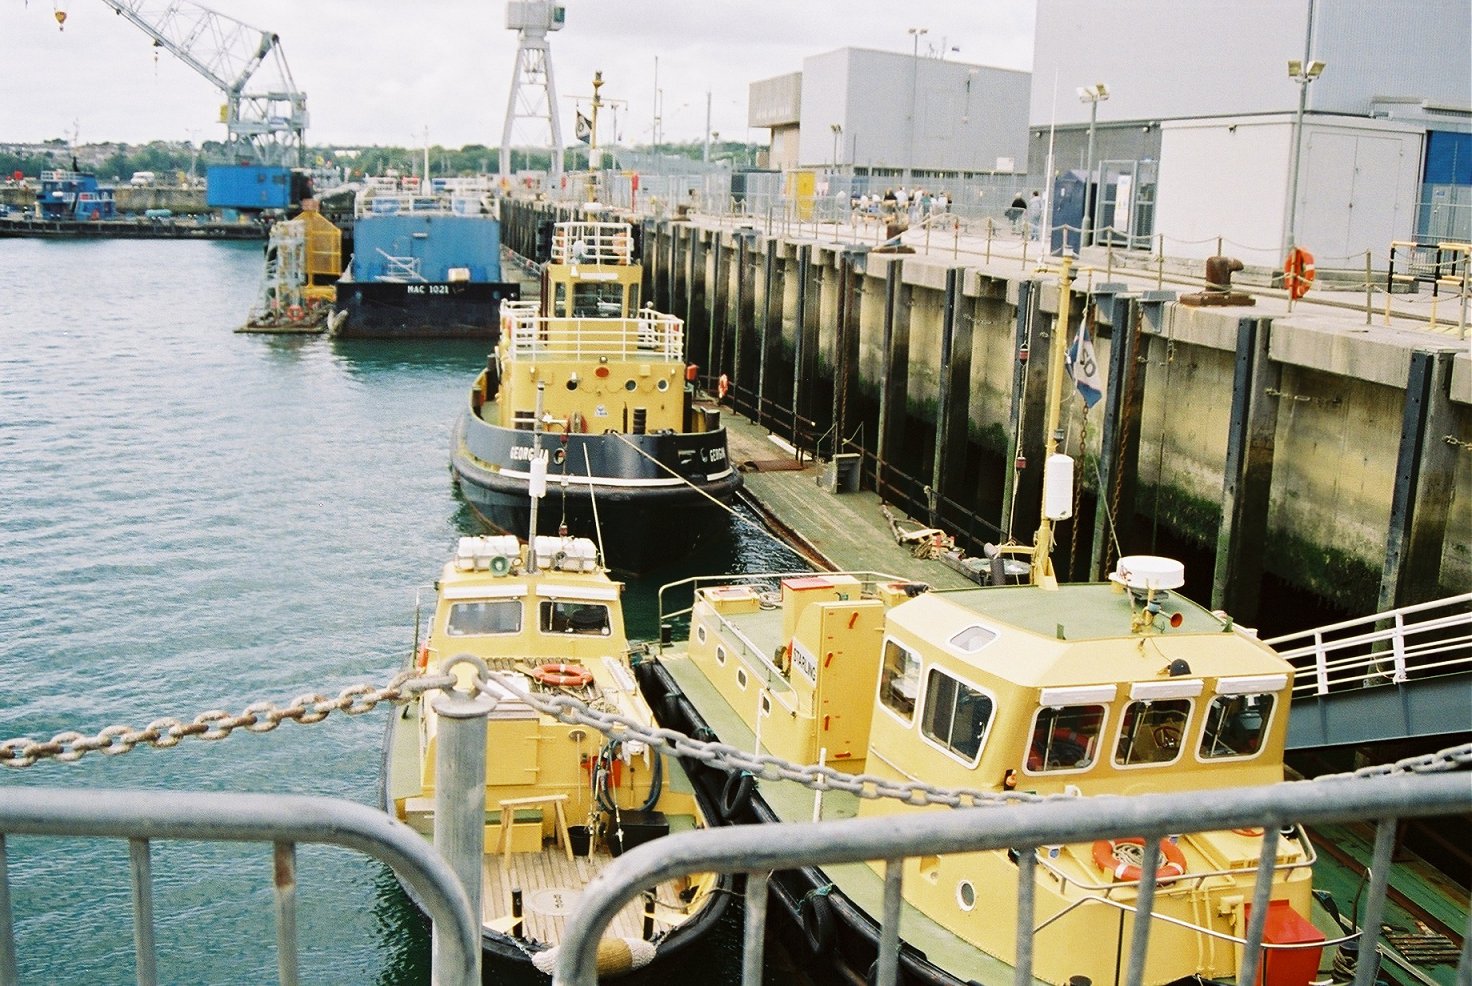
[1032,890,1360,950]
[654,571,907,628]
[500,311,684,362]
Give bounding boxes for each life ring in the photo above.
[719,770,753,821]
[531,662,593,688]
[798,891,835,955]
[1282,247,1315,300]
[414,644,429,671]
[1092,837,1188,884]
[717,374,729,400]
[286,304,305,322]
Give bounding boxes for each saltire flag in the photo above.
[574,111,592,144]
[1066,312,1104,409]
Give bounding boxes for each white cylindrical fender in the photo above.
[529,450,548,498]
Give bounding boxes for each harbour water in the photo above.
[0,238,801,984]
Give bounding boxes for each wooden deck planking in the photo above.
[481,844,660,944]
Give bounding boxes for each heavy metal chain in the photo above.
[3,666,1469,812]
[0,670,456,768]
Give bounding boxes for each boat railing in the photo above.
[552,762,1472,986]
[1263,592,1472,698]
[549,222,636,265]
[501,310,684,362]
[654,571,907,628]
[1026,822,1319,896]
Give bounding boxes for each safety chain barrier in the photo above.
[0,669,456,768]
[3,665,1469,809]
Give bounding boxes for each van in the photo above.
[130,171,156,187]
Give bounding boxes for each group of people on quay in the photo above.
[851,186,950,226]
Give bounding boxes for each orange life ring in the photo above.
[717,374,730,400]
[1282,247,1315,300]
[531,662,594,688]
[286,304,305,322]
[1092,837,1188,884]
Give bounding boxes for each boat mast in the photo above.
[587,71,604,204]
[1030,255,1074,589]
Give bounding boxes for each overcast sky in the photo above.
[1,1,1035,149]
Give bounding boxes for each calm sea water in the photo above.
[0,238,802,984]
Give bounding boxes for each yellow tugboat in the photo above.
[382,517,729,978]
[638,259,1330,986]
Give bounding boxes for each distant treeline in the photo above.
[2,139,761,183]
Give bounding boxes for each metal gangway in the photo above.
[1268,593,1472,749]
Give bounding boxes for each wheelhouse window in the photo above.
[1199,693,1274,759]
[1026,705,1106,772]
[1114,699,1191,766]
[539,601,611,635]
[921,670,994,764]
[446,600,522,636]
[570,282,625,318]
[879,638,921,723]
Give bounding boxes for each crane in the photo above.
[66,0,308,167]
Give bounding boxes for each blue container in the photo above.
[206,165,292,209]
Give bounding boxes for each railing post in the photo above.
[129,837,159,986]
[433,655,495,986]
[1313,632,1329,695]
[741,870,769,986]
[0,836,16,986]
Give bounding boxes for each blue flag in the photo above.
[1066,316,1104,409]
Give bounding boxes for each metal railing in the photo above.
[1264,592,1472,698]
[549,222,636,265]
[552,768,1472,986]
[501,311,685,362]
[0,788,477,986]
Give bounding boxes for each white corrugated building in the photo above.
[750,48,1030,178]
[1031,0,1472,265]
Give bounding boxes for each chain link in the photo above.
[0,670,455,768]
[3,666,1468,815]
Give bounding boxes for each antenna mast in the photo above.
[501,1,566,180]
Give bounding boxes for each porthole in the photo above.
[697,625,707,644]
[625,379,637,391]
[656,378,670,391]
[760,695,771,715]
[565,377,578,391]
[956,881,977,911]
[715,645,726,665]
[736,668,748,690]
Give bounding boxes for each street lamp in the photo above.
[1077,82,1109,248]
[905,27,928,186]
[1283,59,1325,261]
[830,123,843,171]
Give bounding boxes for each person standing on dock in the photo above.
[1026,191,1043,241]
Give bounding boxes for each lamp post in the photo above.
[1283,58,1325,261]
[1076,82,1109,248]
[904,27,927,186]
[830,123,843,171]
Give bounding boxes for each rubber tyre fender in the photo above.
[719,771,754,822]
[799,892,835,956]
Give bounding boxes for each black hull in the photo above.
[451,412,742,575]
[636,659,962,986]
[0,216,266,239]
[334,280,520,339]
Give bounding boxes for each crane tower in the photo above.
[87,0,308,167]
[501,2,565,179]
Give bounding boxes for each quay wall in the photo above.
[0,186,209,214]
[502,201,1471,622]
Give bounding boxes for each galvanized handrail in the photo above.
[501,312,685,362]
[1263,592,1472,697]
[0,788,478,986]
[551,770,1472,986]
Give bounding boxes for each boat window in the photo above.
[879,638,921,723]
[539,600,611,636]
[921,670,994,764]
[1198,693,1275,760]
[445,600,522,636]
[1113,699,1192,766]
[627,284,640,310]
[571,282,624,318]
[948,625,996,653]
[1025,705,1106,773]
[553,281,568,317]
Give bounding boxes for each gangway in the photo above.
[1268,593,1472,749]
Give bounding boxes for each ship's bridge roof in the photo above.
[885,583,1290,689]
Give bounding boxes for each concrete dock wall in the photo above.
[504,201,1470,621]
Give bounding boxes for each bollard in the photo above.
[433,654,495,984]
